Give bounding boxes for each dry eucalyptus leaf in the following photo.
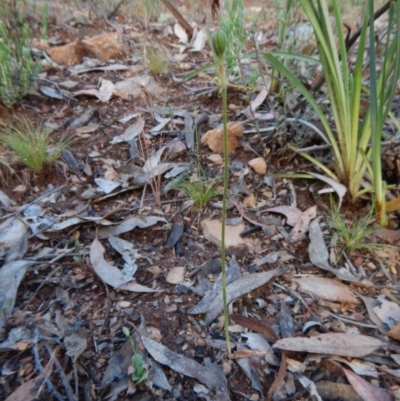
[343,367,393,401]
[308,219,360,283]
[142,337,228,393]
[295,276,359,304]
[273,333,386,358]
[263,206,302,226]
[90,236,157,292]
[288,205,317,243]
[0,260,33,329]
[307,172,347,209]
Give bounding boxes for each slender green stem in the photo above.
[219,58,231,355]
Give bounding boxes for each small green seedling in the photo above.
[173,177,221,210]
[1,118,70,174]
[122,327,148,385]
[145,46,170,76]
[72,236,85,267]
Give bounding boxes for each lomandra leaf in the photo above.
[274,333,386,357]
[343,367,393,401]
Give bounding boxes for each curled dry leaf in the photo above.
[90,235,157,292]
[263,205,302,226]
[201,122,243,154]
[288,205,317,242]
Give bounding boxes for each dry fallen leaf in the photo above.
[264,205,302,226]
[142,337,228,393]
[90,235,157,292]
[273,333,386,358]
[295,276,359,304]
[288,205,317,243]
[343,367,393,401]
[201,122,243,153]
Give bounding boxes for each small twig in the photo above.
[24,264,64,311]
[0,184,66,222]
[43,341,76,401]
[97,277,111,339]
[33,328,64,401]
[294,144,332,153]
[107,0,126,20]
[325,311,378,328]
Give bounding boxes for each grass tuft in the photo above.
[1,118,70,174]
[328,201,378,258]
[173,177,221,210]
[145,46,170,76]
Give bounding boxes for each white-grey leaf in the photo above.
[96,215,167,238]
[309,219,360,282]
[108,236,138,279]
[110,119,145,144]
[191,29,206,52]
[307,172,347,209]
[94,178,121,194]
[174,23,189,44]
[142,337,227,391]
[0,260,33,328]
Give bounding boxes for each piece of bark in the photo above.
[315,381,363,401]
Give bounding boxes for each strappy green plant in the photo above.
[263,0,400,225]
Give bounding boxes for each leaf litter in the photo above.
[1,2,400,400]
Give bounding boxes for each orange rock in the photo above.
[81,32,128,61]
[47,41,86,66]
[201,122,243,154]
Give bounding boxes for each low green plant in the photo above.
[0,2,41,107]
[40,3,49,40]
[122,327,148,385]
[1,118,70,174]
[328,201,378,258]
[145,46,170,75]
[212,29,232,355]
[219,0,245,72]
[72,235,85,267]
[173,176,221,210]
[264,0,400,225]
